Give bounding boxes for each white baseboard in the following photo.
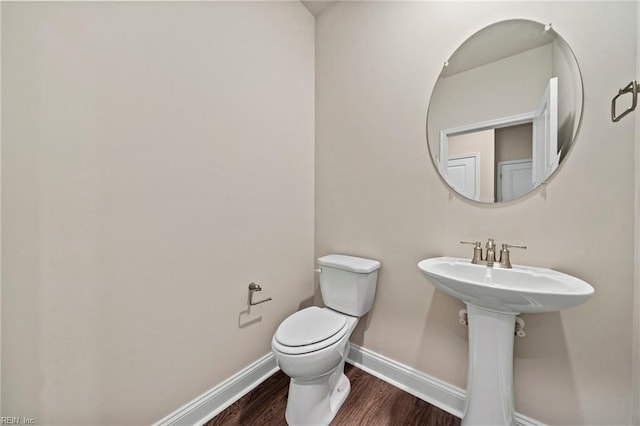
[154,344,543,426]
[346,343,466,418]
[153,352,278,426]
[346,343,543,426]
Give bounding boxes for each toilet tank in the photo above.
[317,254,381,317]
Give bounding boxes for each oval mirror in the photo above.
[426,19,583,203]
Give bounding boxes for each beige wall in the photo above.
[634,2,640,423]
[316,2,635,424]
[2,2,314,424]
[0,2,3,415]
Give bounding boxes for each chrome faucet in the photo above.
[461,239,526,268]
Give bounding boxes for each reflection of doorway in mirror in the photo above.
[448,129,494,202]
[495,123,533,201]
[532,77,559,185]
[440,77,557,202]
[447,123,534,202]
[497,159,533,202]
[447,153,480,201]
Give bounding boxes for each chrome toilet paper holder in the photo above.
[248,282,272,306]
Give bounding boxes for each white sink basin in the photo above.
[418,257,594,313]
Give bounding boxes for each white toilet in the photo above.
[271,254,381,426]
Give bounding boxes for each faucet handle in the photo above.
[503,243,527,250]
[460,241,483,264]
[499,243,527,268]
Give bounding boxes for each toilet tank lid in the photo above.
[318,254,381,273]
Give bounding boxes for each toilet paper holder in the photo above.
[248,282,272,306]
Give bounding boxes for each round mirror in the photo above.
[426,19,583,203]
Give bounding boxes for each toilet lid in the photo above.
[275,306,347,347]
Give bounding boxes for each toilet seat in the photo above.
[273,307,351,355]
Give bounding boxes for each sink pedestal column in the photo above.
[463,303,516,426]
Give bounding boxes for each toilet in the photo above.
[271,254,381,426]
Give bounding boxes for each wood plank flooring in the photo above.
[204,364,461,425]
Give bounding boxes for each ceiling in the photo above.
[300,1,336,17]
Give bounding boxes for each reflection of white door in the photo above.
[447,153,479,200]
[532,77,558,186]
[497,159,533,202]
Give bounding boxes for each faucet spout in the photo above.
[485,238,496,266]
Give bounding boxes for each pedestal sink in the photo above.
[417,257,594,425]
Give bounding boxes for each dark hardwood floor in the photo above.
[204,364,461,425]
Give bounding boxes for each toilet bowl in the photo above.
[271,254,381,426]
[272,306,358,425]
[272,306,358,379]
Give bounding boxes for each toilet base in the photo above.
[284,368,351,426]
